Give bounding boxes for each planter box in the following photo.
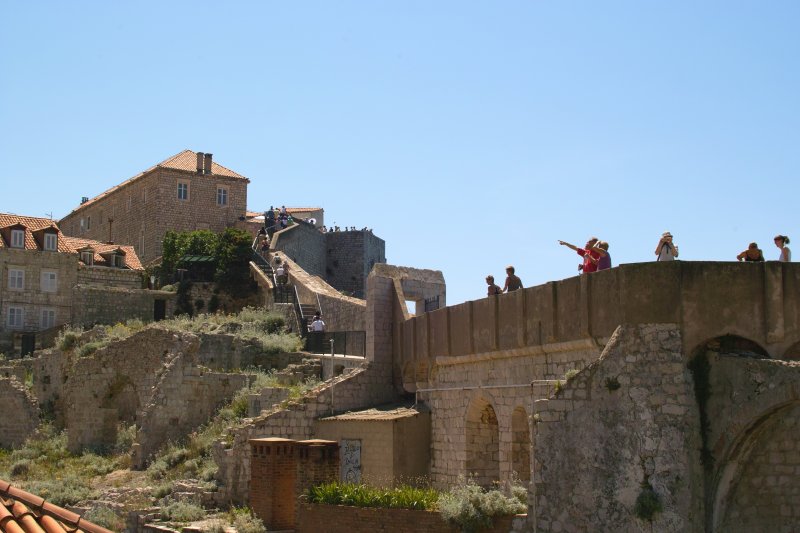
[296,502,520,533]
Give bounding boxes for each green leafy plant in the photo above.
[84,507,125,531]
[307,481,440,510]
[565,369,579,381]
[161,500,205,522]
[437,479,526,533]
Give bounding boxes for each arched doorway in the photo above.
[466,397,500,487]
[694,334,769,359]
[715,402,800,532]
[511,406,531,484]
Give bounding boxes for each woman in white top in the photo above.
[655,232,679,261]
[774,235,792,262]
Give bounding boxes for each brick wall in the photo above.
[0,377,39,448]
[295,503,518,533]
[60,167,248,264]
[250,439,299,530]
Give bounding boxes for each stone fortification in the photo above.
[324,230,386,299]
[271,223,326,279]
[531,324,699,532]
[0,376,39,448]
[77,264,143,289]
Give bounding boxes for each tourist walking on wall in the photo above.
[559,237,600,273]
[774,235,791,262]
[486,275,502,296]
[736,243,764,262]
[655,232,679,261]
[310,312,326,332]
[503,266,523,292]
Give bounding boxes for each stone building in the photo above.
[58,150,250,264]
[0,213,170,355]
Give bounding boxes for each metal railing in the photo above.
[305,331,366,357]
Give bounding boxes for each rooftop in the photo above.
[64,150,249,216]
[318,404,423,422]
[0,478,112,533]
[0,213,144,270]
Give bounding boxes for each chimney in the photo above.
[196,152,205,174]
[204,153,213,175]
[81,196,89,204]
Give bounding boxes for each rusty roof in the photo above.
[0,478,113,533]
[64,150,249,215]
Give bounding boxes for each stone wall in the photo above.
[325,230,386,298]
[71,286,175,326]
[213,361,397,503]
[78,264,143,289]
[133,358,249,466]
[272,224,326,279]
[531,324,701,532]
[0,377,39,448]
[296,503,520,533]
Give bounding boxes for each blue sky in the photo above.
[1,1,797,305]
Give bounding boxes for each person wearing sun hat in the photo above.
[656,232,679,261]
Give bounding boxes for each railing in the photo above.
[305,331,366,357]
[424,295,440,313]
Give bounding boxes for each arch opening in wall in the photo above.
[511,406,531,486]
[783,340,800,360]
[465,397,500,488]
[101,375,139,424]
[691,334,769,360]
[714,401,800,532]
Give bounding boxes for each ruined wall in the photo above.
[194,333,309,370]
[531,324,701,533]
[213,361,397,503]
[0,377,39,448]
[71,286,175,327]
[134,357,249,465]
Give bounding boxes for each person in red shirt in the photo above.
[559,237,601,274]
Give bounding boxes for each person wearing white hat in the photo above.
[655,232,679,261]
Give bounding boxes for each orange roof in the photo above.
[61,236,144,271]
[64,150,249,215]
[0,213,144,270]
[0,213,70,252]
[0,478,113,533]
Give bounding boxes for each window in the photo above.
[41,308,56,329]
[86,216,91,230]
[127,195,132,212]
[10,229,24,248]
[81,251,94,265]
[8,269,24,290]
[44,233,58,251]
[143,189,147,204]
[177,182,189,201]
[80,218,85,232]
[113,255,126,268]
[41,271,57,292]
[217,187,228,206]
[7,307,23,329]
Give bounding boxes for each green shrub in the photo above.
[307,481,439,510]
[77,341,105,357]
[56,327,83,351]
[437,479,526,533]
[162,501,206,522]
[84,507,125,531]
[233,512,267,533]
[565,368,579,381]
[114,423,137,454]
[24,475,97,506]
[9,459,30,479]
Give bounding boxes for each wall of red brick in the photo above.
[296,503,516,533]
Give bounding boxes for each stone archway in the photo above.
[101,375,139,424]
[783,340,800,360]
[465,397,500,487]
[693,334,769,359]
[714,402,800,532]
[511,406,531,484]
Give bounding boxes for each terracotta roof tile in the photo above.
[318,405,422,421]
[64,150,249,215]
[61,236,144,271]
[0,479,112,533]
[0,214,69,252]
[0,213,144,270]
